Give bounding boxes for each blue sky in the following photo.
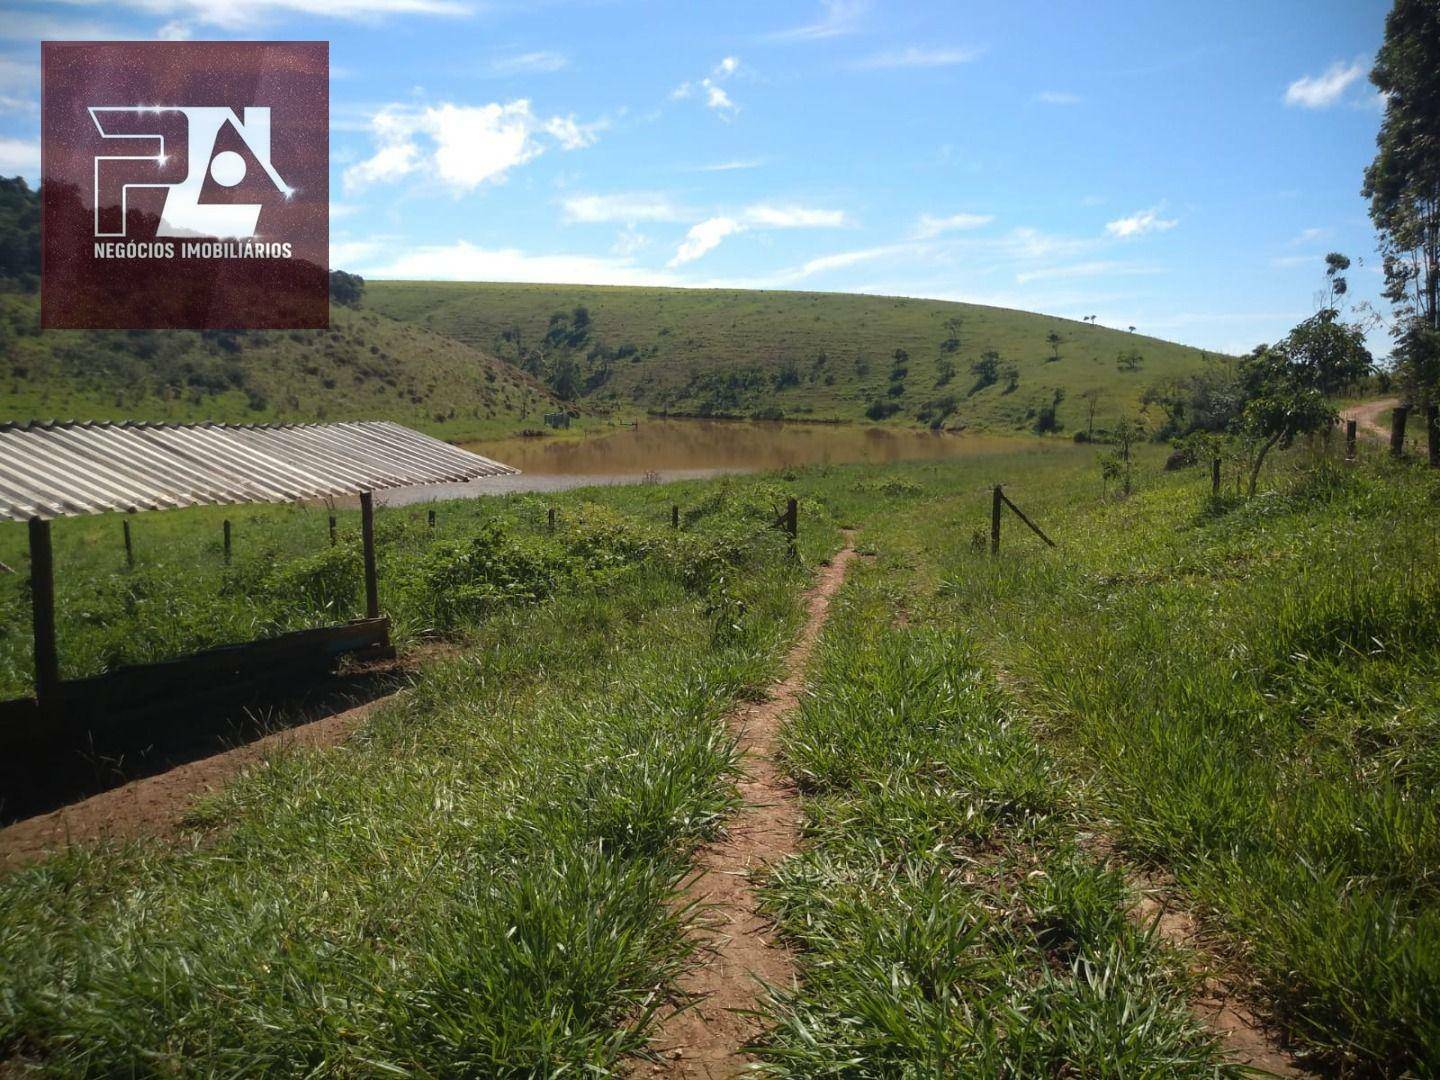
[0,0,1396,355]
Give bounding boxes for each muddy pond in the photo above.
[379,419,1014,505]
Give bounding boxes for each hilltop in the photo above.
[0,293,560,440]
[366,281,1224,434]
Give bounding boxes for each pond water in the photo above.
[379,419,1012,505]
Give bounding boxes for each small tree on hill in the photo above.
[1046,330,1062,361]
[969,350,1000,394]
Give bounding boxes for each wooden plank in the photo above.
[28,517,60,719]
[360,490,379,619]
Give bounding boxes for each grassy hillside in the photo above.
[0,293,561,441]
[366,281,1223,433]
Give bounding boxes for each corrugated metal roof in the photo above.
[0,420,519,521]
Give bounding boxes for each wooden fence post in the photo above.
[329,514,337,546]
[1428,405,1439,468]
[990,485,1003,556]
[671,504,679,529]
[360,491,380,620]
[29,517,61,720]
[122,518,134,567]
[1391,405,1410,457]
[223,519,231,565]
[1345,419,1357,460]
[784,497,798,557]
[1211,457,1222,494]
[547,507,556,532]
[427,508,436,530]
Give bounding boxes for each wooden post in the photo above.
[29,518,60,718]
[360,491,380,620]
[1428,405,1439,468]
[784,497,798,557]
[1391,404,1409,457]
[122,518,134,567]
[1345,419,1357,460]
[1211,457,1222,494]
[223,519,231,565]
[547,507,556,531]
[329,514,337,546]
[990,485,1003,556]
[427,508,436,530]
[671,504,679,529]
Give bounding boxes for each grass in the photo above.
[0,486,831,1073]
[753,517,1237,1076]
[2,432,1439,1073]
[0,477,837,700]
[364,281,1221,432]
[0,293,561,441]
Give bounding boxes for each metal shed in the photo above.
[0,420,517,728]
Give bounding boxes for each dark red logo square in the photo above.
[41,41,328,330]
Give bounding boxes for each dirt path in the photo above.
[1340,397,1398,441]
[1131,879,1312,1077]
[0,692,392,870]
[639,538,856,1079]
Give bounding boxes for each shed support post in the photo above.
[1211,456,1222,494]
[672,504,679,529]
[990,485,1002,556]
[1345,419,1357,460]
[123,518,134,567]
[29,518,60,719]
[223,519,232,565]
[360,491,380,620]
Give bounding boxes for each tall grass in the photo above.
[756,557,1236,1076]
[0,492,824,1073]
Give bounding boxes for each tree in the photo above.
[1080,388,1104,439]
[1001,363,1020,393]
[328,269,365,307]
[1279,307,1372,395]
[1045,330,1062,361]
[935,357,956,386]
[969,350,1000,393]
[1236,346,1339,495]
[1116,349,1143,372]
[941,316,964,353]
[1362,0,1440,402]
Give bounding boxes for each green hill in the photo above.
[0,293,561,440]
[365,281,1224,433]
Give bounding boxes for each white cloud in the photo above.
[914,212,994,238]
[611,228,648,256]
[157,19,193,39]
[1034,90,1081,105]
[799,243,912,277]
[91,0,469,32]
[853,46,981,69]
[0,138,39,178]
[345,100,599,193]
[1289,226,1331,245]
[1284,60,1367,109]
[767,0,866,41]
[674,57,742,120]
[690,159,763,172]
[486,51,567,76]
[561,192,690,223]
[669,217,743,266]
[1015,260,1159,285]
[744,204,847,228]
[662,203,849,266]
[358,239,680,285]
[0,12,126,39]
[1105,206,1177,239]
